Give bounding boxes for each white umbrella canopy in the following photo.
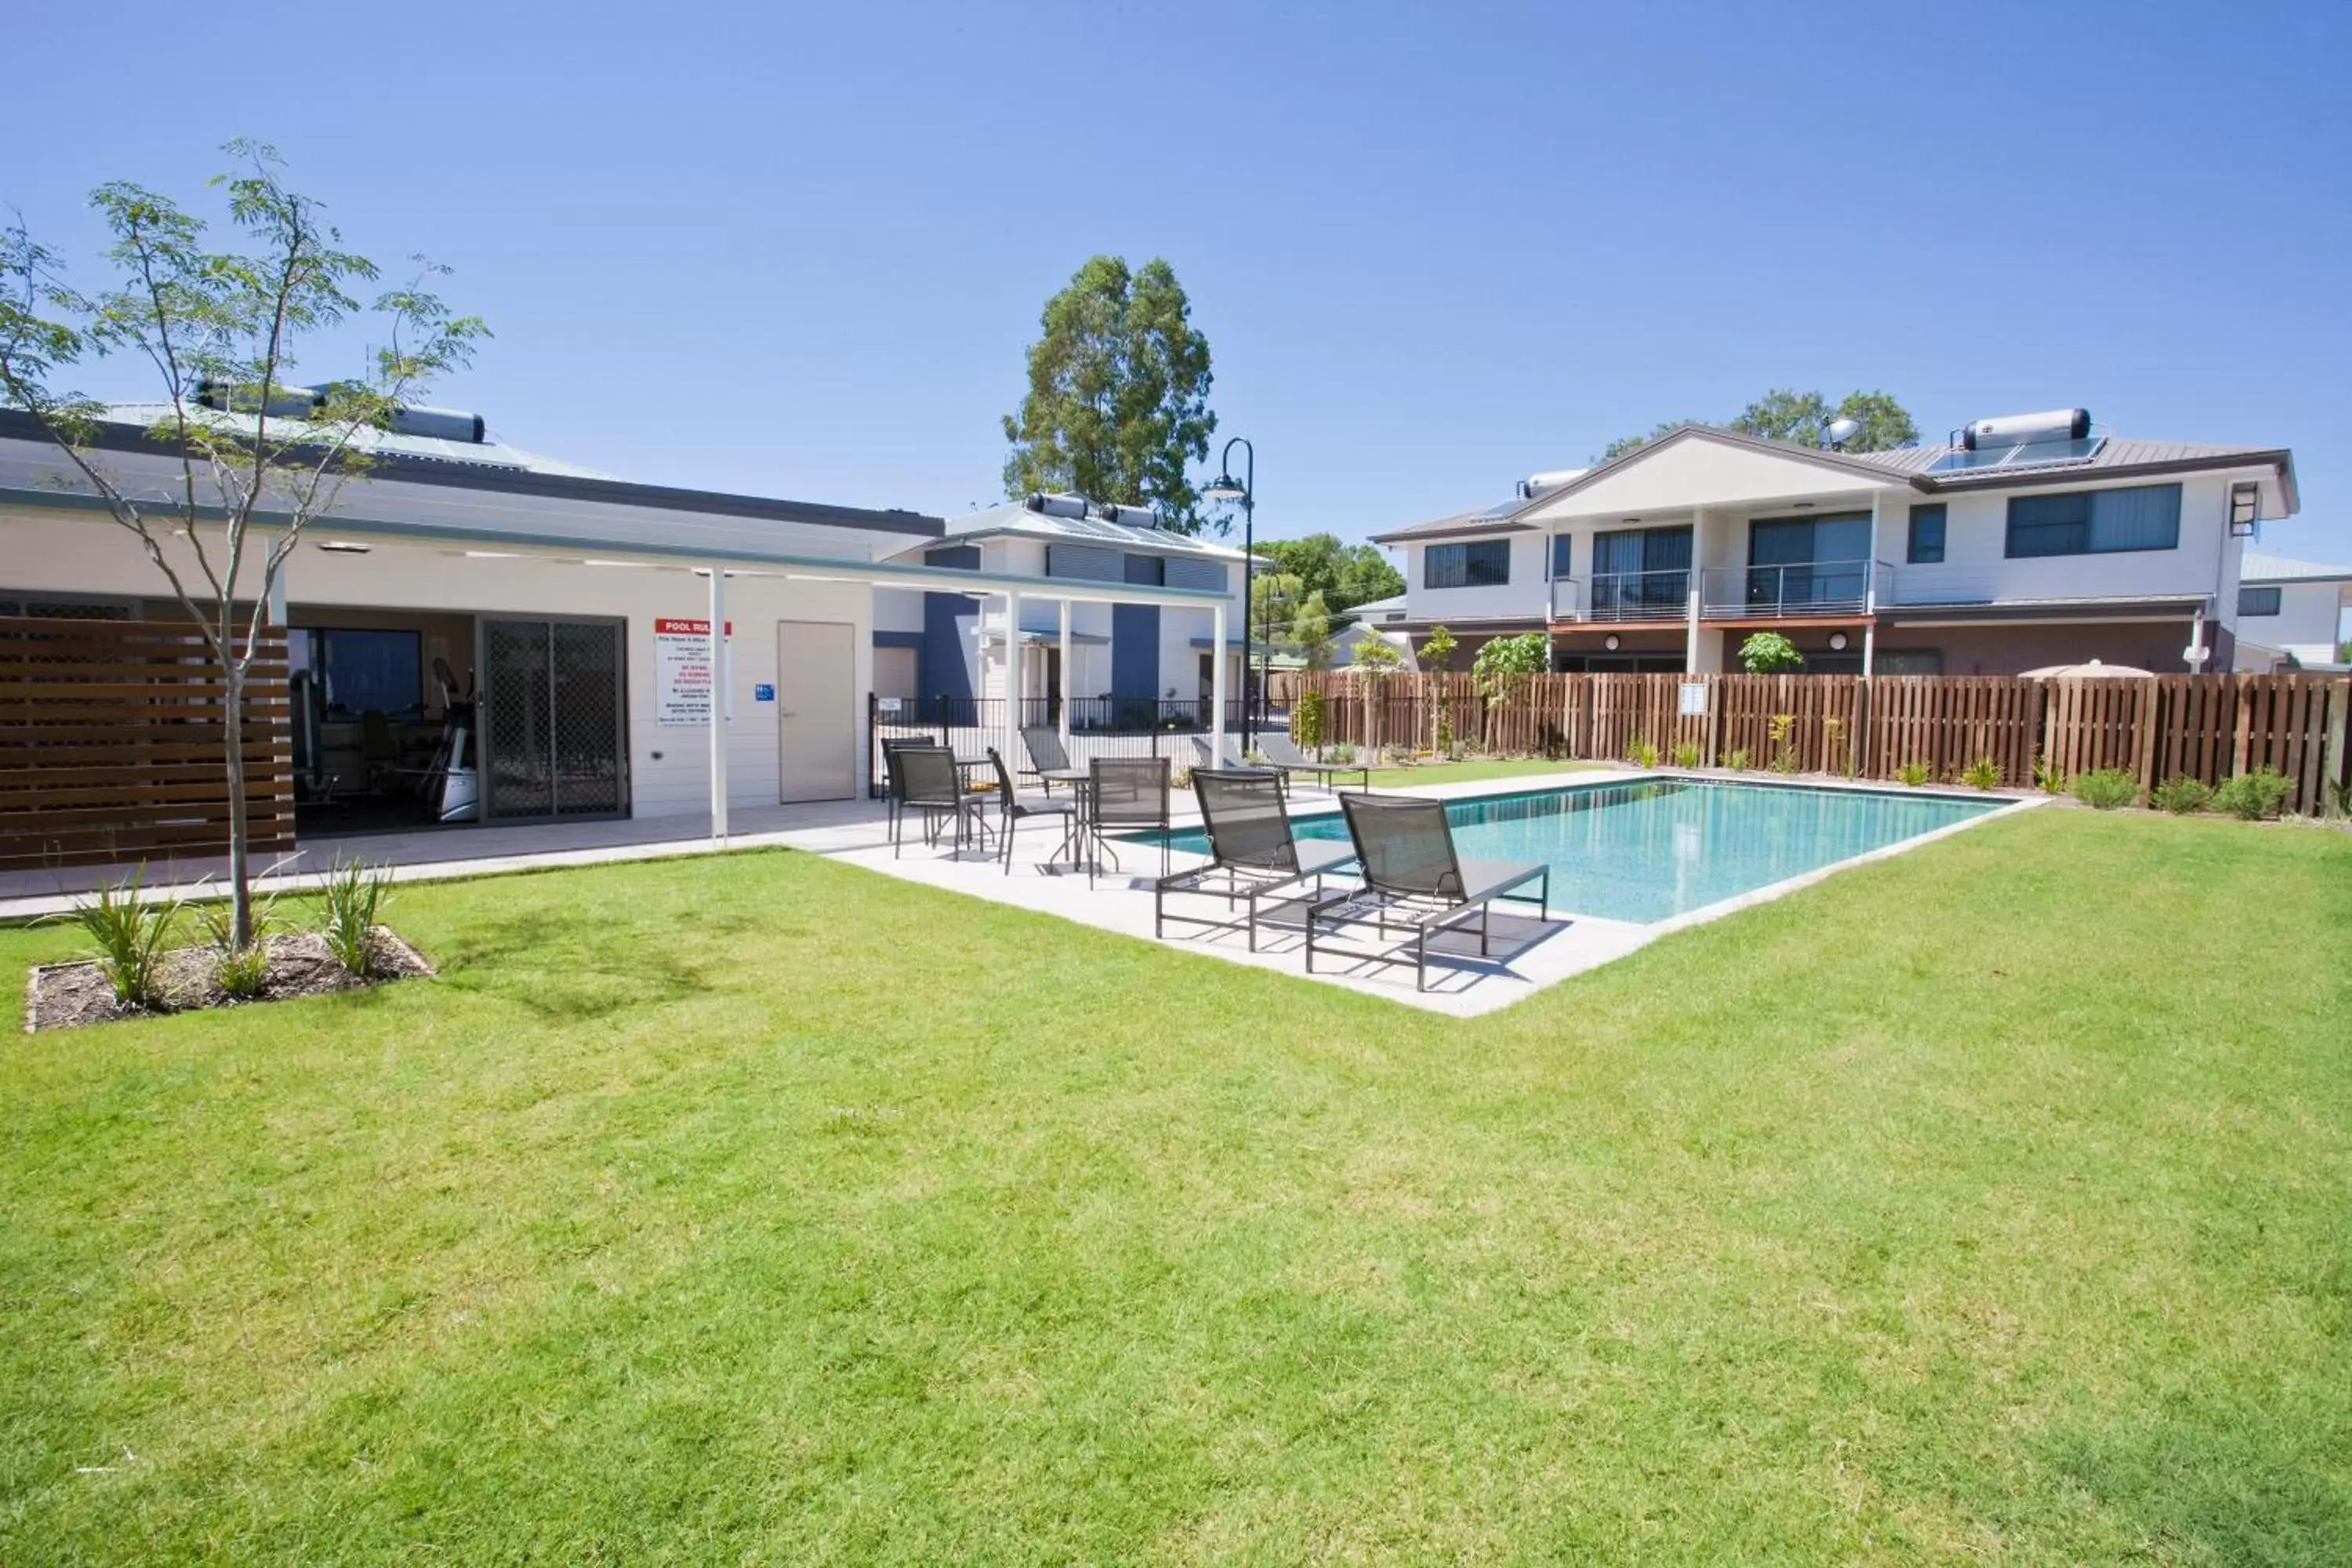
[2019,658,2157,679]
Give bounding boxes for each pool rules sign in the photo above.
[655,617,732,725]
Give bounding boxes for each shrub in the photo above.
[1626,737,1661,768]
[49,867,182,1011]
[1822,717,1853,779]
[1959,757,2002,791]
[1738,631,1804,673]
[1724,747,1751,772]
[2213,767,2292,821]
[318,857,394,978]
[1895,760,1933,788]
[1767,714,1798,773]
[191,877,285,1000]
[2071,768,2139,810]
[1292,687,1324,753]
[1326,742,1358,764]
[2033,753,2067,795]
[2149,775,2213,815]
[212,941,273,1000]
[1670,741,1702,769]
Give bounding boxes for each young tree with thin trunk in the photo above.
[0,141,487,946]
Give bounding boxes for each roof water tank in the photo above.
[1517,468,1588,500]
[1025,492,1091,519]
[1962,408,2090,451]
[387,405,487,443]
[1094,502,1159,529]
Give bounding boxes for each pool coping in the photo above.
[808,766,2048,1018]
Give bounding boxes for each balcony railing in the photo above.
[1700,559,1888,619]
[1550,568,1693,622]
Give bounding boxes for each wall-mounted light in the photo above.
[314,540,370,554]
[1793,501,1816,510]
[1828,631,1849,652]
[1603,633,1621,651]
[463,550,520,559]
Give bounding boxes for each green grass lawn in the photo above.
[3,811,2347,1564]
[1365,756,1610,787]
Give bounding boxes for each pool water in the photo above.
[1163,779,2002,924]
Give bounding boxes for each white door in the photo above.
[776,620,856,803]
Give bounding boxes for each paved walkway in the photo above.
[2,771,2040,1016]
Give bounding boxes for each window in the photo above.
[300,627,423,717]
[1746,514,1870,608]
[1875,649,1945,675]
[1591,526,1693,618]
[1424,539,1511,589]
[1906,504,1947,564]
[2229,481,2260,536]
[2005,483,2181,558]
[1551,534,1573,579]
[2238,585,2282,617]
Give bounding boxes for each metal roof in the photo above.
[1847,436,2285,480]
[1368,503,1537,544]
[927,500,1247,558]
[2239,550,2352,583]
[0,406,942,539]
[1374,423,2298,543]
[98,401,620,478]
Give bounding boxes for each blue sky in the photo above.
[10,0,2349,564]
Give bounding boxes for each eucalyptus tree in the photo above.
[0,140,487,945]
[1000,256,1217,532]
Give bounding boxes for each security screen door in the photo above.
[481,617,629,818]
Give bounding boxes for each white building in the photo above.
[2232,551,2352,671]
[869,493,1249,729]
[0,405,1236,850]
[1370,412,2300,676]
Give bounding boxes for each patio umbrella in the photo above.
[2018,658,2156,679]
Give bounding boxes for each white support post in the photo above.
[1210,601,1229,769]
[1058,597,1073,745]
[1862,619,1877,678]
[1005,589,1023,768]
[708,566,728,844]
[1685,587,1701,673]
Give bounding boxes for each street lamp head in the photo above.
[1204,473,1249,503]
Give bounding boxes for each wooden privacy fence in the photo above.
[1299,670,2352,815]
[1,616,295,872]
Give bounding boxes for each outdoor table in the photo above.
[1035,768,1094,872]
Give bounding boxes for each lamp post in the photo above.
[1204,436,1255,749]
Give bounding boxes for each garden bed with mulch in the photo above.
[24,930,433,1033]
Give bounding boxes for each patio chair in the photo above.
[890,745,988,857]
[1256,731,1371,793]
[1155,769,1358,950]
[1085,756,1171,887]
[1020,725,1073,791]
[1307,791,1548,992]
[1189,734,1284,793]
[984,746,1078,875]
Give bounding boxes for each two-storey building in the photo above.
[1370,412,2299,676]
[872,492,1250,727]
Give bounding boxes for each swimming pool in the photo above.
[1161,778,2003,924]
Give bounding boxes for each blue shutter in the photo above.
[1165,557,1227,593]
[2087,485,2181,552]
[1047,543,1121,581]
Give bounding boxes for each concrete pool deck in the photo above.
[2,769,2045,1015]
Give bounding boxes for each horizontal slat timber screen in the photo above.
[0,617,295,870]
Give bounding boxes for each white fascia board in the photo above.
[0,484,1229,610]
